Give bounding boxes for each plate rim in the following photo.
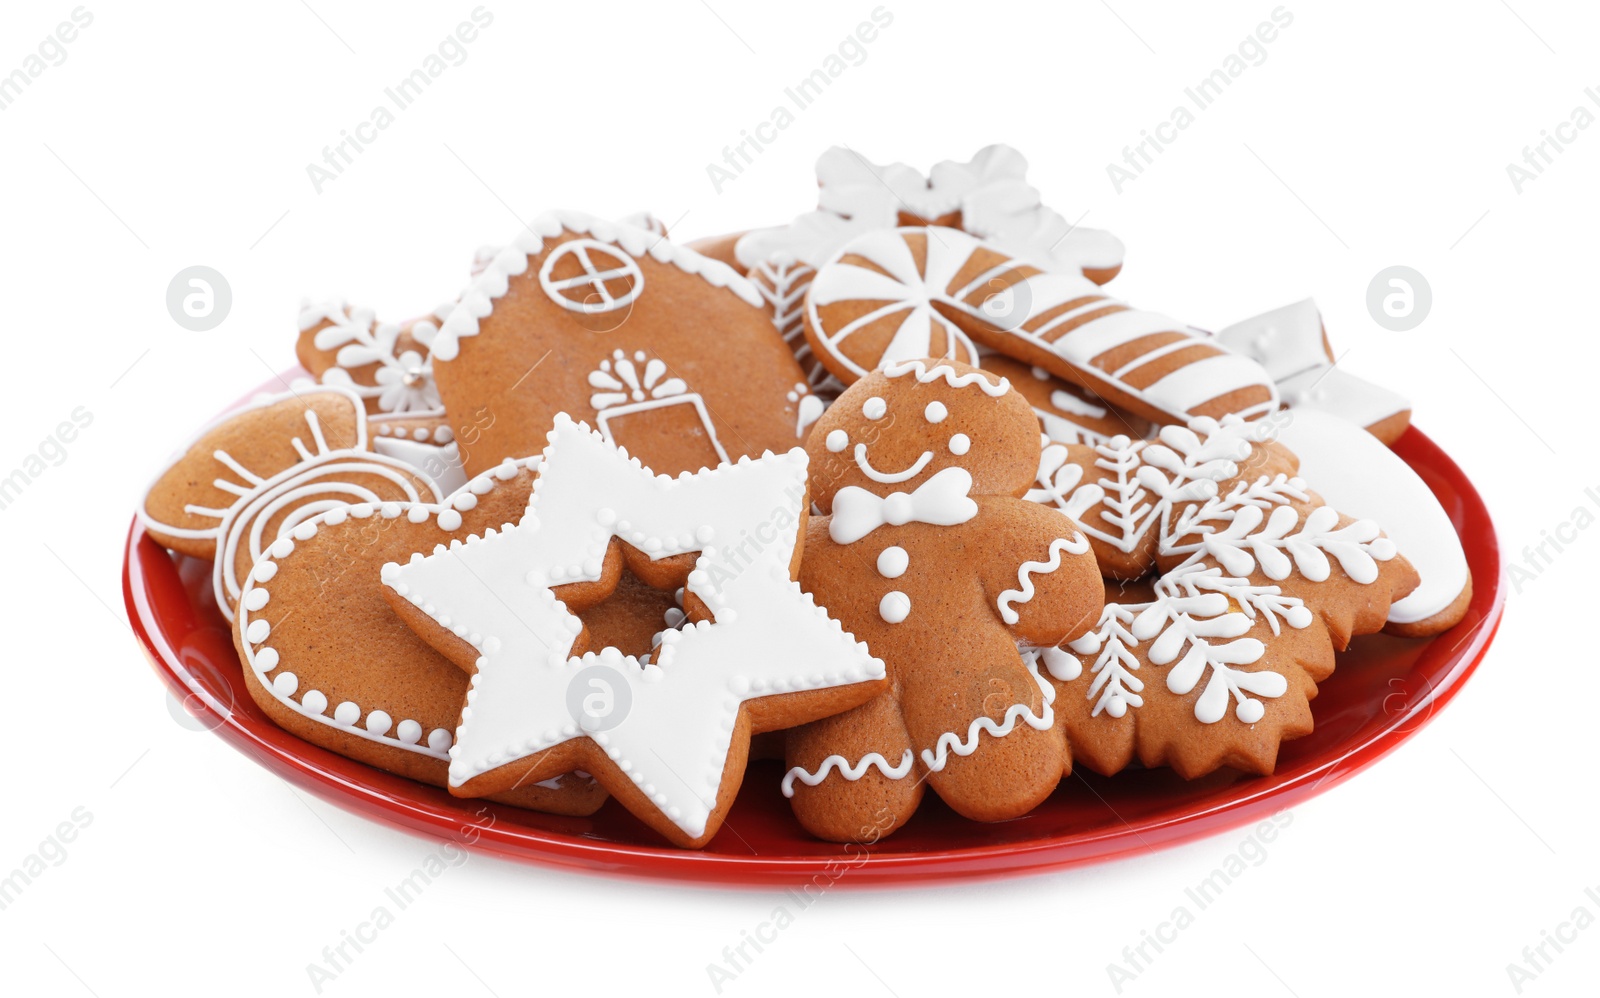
[123,416,1504,887]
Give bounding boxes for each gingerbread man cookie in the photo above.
[431,211,813,479]
[783,359,1103,842]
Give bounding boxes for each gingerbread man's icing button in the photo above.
[879,591,911,624]
[877,546,909,578]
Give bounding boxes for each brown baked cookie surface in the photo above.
[784,359,1103,842]
[430,211,809,478]
[233,459,606,815]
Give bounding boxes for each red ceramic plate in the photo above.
[124,410,1502,886]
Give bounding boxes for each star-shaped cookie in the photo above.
[382,414,885,847]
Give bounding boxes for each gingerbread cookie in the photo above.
[1048,562,1335,778]
[297,300,449,417]
[803,226,1279,425]
[980,351,1153,445]
[1275,409,1469,636]
[1042,419,1424,778]
[783,360,1103,842]
[1027,421,1299,580]
[736,145,1124,283]
[141,385,370,558]
[1216,299,1412,444]
[431,211,812,480]
[382,415,887,848]
[233,457,605,815]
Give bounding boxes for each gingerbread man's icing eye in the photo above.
[826,429,849,453]
[862,397,887,420]
[948,433,971,456]
[924,401,948,424]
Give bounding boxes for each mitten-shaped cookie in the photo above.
[784,359,1103,842]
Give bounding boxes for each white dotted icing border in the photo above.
[432,210,765,362]
[369,413,455,445]
[235,457,531,761]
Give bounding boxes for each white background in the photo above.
[1,1,1596,995]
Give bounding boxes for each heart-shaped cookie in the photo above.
[233,458,617,814]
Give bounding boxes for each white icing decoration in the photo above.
[948,433,971,456]
[876,546,909,579]
[371,435,468,496]
[136,384,370,546]
[862,396,887,420]
[538,238,644,314]
[879,591,911,624]
[434,211,763,362]
[233,457,541,762]
[1163,474,1398,585]
[1071,564,1310,723]
[920,654,1055,772]
[1275,410,1467,626]
[585,348,729,466]
[924,401,948,424]
[811,227,1275,420]
[829,467,979,545]
[210,452,440,621]
[733,145,1123,278]
[384,415,883,840]
[825,429,848,453]
[1216,299,1409,429]
[751,256,832,391]
[853,443,932,484]
[299,299,448,414]
[997,535,1091,625]
[1030,416,1273,556]
[881,358,1010,397]
[805,228,980,378]
[781,750,914,797]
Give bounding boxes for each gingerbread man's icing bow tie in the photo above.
[829,467,979,544]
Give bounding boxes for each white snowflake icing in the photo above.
[301,300,446,414]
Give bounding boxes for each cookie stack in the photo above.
[138,146,1470,848]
